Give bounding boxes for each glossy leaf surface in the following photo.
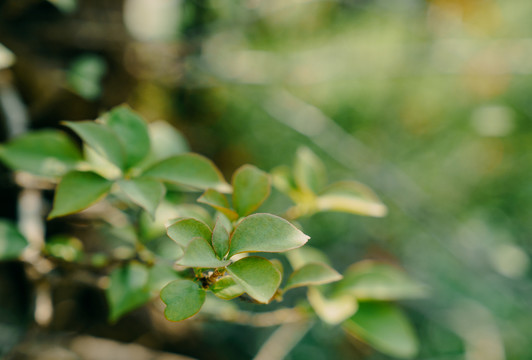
[177,237,230,268]
[211,218,230,259]
[48,171,112,219]
[210,276,245,300]
[227,213,309,258]
[161,279,206,321]
[166,218,212,248]
[226,256,281,303]
[142,154,230,192]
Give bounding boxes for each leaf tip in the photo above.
[216,182,233,193]
[47,209,60,220]
[371,203,388,217]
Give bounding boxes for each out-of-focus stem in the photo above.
[253,320,313,360]
[1,72,53,327]
[202,307,308,328]
[0,72,27,137]
[34,281,53,326]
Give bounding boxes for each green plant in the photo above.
[0,105,425,359]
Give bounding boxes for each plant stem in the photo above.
[201,307,308,327]
[253,320,313,360]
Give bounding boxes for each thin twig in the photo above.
[201,307,308,327]
[253,321,313,360]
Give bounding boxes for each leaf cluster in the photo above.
[0,105,425,359]
[273,147,388,219]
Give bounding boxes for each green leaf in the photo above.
[343,302,419,359]
[161,279,206,321]
[232,165,271,217]
[212,218,230,259]
[48,171,113,219]
[286,246,331,270]
[0,130,82,177]
[336,261,427,301]
[146,263,181,294]
[103,106,150,169]
[271,165,298,196]
[45,235,83,262]
[140,202,213,243]
[166,218,211,248]
[227,213,309,258]
[64,121,125,170]
[142,154,230,192]
[216,212,234,232]
[210,276,245,300]
[168,204,214,227]
[226,256,282,303]
[317,181,387,217]
[0,219,28,260]
[149,120,189,156]
[83,144,122,180]
[144,236,184,260]
[137,121,189,170]
[177,237,230,268]
[48,0,77,14]
[197,189,238,221]
[294,147,327,194]
[106,263,151,322]
[117,178,165,218]
[67,54,106,100]
[270,258,284,278]
[307,287,357,325]
[285,262,342,290]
